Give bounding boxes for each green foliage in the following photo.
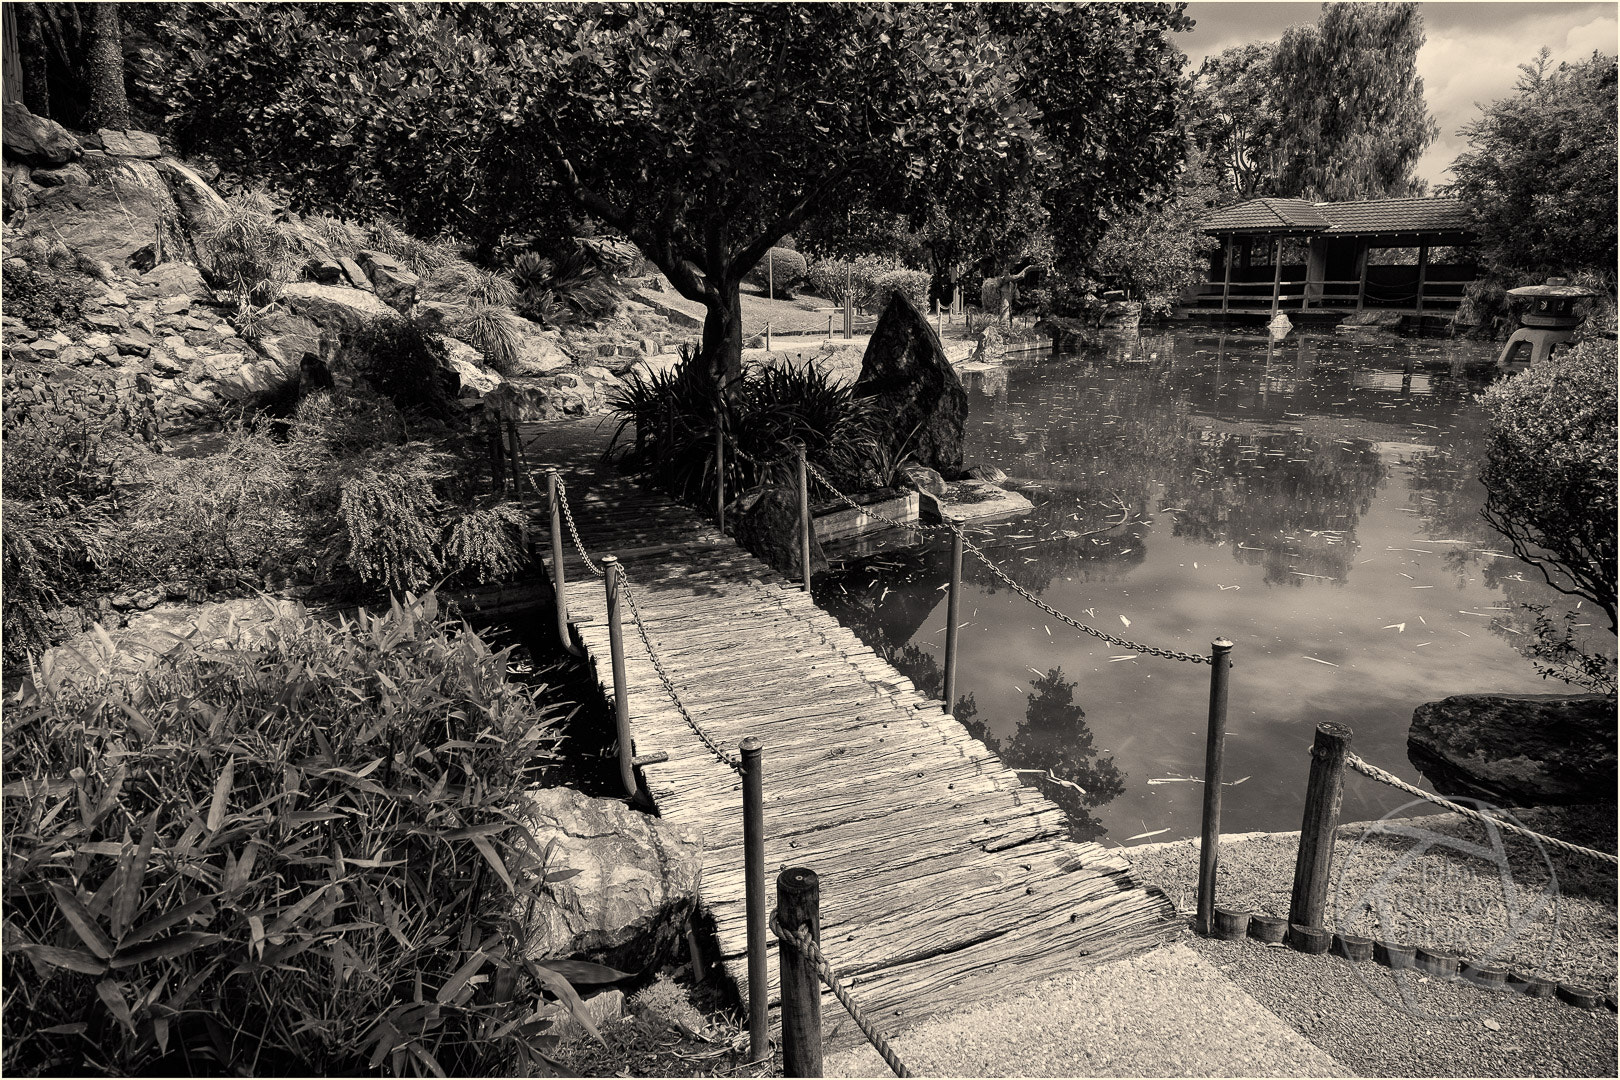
[741,247,808,296]
[1479,338,1618,632]
[1091,155,1221,317]
[1,261,87,332]
[1445,49,1618,279]
[339,466,446,595]
[1517,604,1617,694]
[199,189,312,307]
[343,316,457,418]
[868,268,932,313]
[605,351,888,510]
[509,246,620,329]
[447,304,528,376]
[1,591,589,1077]
[805,255,929,313]
[442,506,531,585]
[1191,3,1437,201]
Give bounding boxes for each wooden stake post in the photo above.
[1196,639,1233,936]
[547,470,574,655]
[797,444,812,593]
[1288,723,1352,932]
[602,556,638,798]
[715,425,726,531]
[777,867,823,1078]
[741,738,768,1062]
[942,525,963,712]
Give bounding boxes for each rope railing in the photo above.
[1345,753,1619,866]
[772,909,914,1078]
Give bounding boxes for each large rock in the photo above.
[141,262,210,298]
[97,129,163,159]
[250,312,323,372]
[734,486,828,581]
[1408,694,1617,805]
[357,249,419,311]
[513,323,574,376]
[27,156,202,268]
[443,337,504,401]
[853,291,968,478]
[150,157,228,231]
[279,281,399,334]
[2,101,82,166]
[520,787,702,968]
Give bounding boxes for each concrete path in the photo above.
[824,942,1350,1078]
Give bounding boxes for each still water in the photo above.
[819,328,1610,845]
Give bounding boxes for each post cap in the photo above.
[601,554,620,565]
[777,866,819,894]
[740,736,762,753]
[1212,637,1234,649]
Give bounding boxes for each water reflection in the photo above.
[823,328,1614,839]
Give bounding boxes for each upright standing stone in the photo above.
[852,291,968,477]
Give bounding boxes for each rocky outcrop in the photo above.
[2,101,82,166]
[1408,694,1618,805]
[279,281,400,331]
[97,129,163,159]
[41,597,306,685]
[852,291,968,478]
[734,486,827,580]
[357,249,419,311]
[520,787,703,969]
[482,366,623,421]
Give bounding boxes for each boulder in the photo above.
[250,312,323,373]
[306,258,346,285]
[1097,300,1142,330]
[852,291,968,478]
[2,101,82,166]
[141,262,209,298]
[1034,315,1101,350]
[338,256,374,292]
[734,485,828,581]
[967,463,1009,485]
[150,157,228,230]
[443,337,504,401]
[279,281,399,335]
[97,129,163,159]
[897,464,946,499]
[512,323,574,376]
[28,156,201,268]
[357,249,419,311]
[30,163,90,188]
[1408,694,1617,805]
[519,786,702,969]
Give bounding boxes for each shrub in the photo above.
[199,189,313,307]
[606,351,888,509]
[1,591,590,1077]
[364,219,454,276]
[1480,338,1618,633]
[447,303,528,375]
[343,316,458,418]
[510,245,621,328]
[868,268,931,312]
[1,262,87,332]
[339,466,447,594]
[301,212,364,261]
[425,261,520,309]
[741,247,807,296]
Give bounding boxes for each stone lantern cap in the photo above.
[1507,282,1596,300]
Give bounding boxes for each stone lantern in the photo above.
[1496,277,1596,367]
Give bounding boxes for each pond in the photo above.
[818,326,1612,847]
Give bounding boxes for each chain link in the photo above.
[802,458,956,536]
[1346,755,1619,866]
[551,476,606,579]
[771,913,914,1078]
[618,568,743,773]
[723,432,801,470]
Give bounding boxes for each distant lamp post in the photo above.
[1496,278,1596,368]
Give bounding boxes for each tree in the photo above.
[1478,338,1617,633]
[81,2,130,130]
[1091,152,1220,316]
[1445,49,1619,278]
[1190,3,1437,201]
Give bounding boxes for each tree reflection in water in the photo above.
[817,551,1125,843]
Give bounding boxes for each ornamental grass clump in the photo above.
[1,592,595,1077]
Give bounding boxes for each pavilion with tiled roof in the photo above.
[1191,196,1480,316]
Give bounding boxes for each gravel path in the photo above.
[824,943,1349,1077]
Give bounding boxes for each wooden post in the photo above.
[547,470,576,655]
[1288,723,1353,931]
[1221,237,1234,314]
[797,444,812,593]
[1196,639,1233,936]
[506,416,527,508]
[777,867,823,1078]
[602,556,638,798]
[715,425,726,532]
[1415,244,1429,314]
[1269,237,1283,316]
[741,738,769,1063]
[827,313,833,339]
[942,524,963,713]
[1355,243,1369,312]
[843,265,853,339]
[768,251,774,304]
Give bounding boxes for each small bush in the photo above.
[869,267,931,312]
[804,255,926,312]
[1,591,587,1077]
[1,262,87,332]
[339,466,447,594]
[301,212,364,261]
[425,260,520,309]
[343,316,458,418]
[448,303,528,375]
[363,219,453,276]
[199,189,312,307]
[742,247,808,296]
[509,245,620,328]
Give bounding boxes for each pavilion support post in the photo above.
[1355,243,1369,312]
[1221,237,1233,314]
[1416,244,1429,314]
[1269,237,1283,316]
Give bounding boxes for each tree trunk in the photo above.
[17,4,50,117]
[700,277,745,398]
[81,2,128,131]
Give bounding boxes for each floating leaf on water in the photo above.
[1119,615,1131,627]
[1303,656,1339,667]
[1382,623,1406,632]
[1125,828,1170,842]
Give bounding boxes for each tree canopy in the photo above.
[1445,48,1619,278]
[1191,2,1436,202]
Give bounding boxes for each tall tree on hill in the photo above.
[81,2,130,130]
[1191,3,1437,202]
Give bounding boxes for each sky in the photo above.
[1178,2,1619,189]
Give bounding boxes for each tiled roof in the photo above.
[1201,196,1477,237]
[1318,197,1475,234]
[1200,198,1331,232]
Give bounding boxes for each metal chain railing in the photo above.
[802,458,955,537]
[617,568,743,773]
[771,913,914,1078]
[551,475,606,578]
[1346,754,1619,866]
[725,432,801,470]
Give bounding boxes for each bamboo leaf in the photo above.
[15,943,108,975]
[525,959,600,1043]
[110,932,223,969]
[96,979,136,1034]
[468,833,514,892]
[435,949,491,1004]
[48,882,114,959]
[112,812,160,942]
[123,896,217,947]
[207,757,235,833]
[535,958,632,986]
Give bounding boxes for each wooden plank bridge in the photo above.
[517,421,1176,1053]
